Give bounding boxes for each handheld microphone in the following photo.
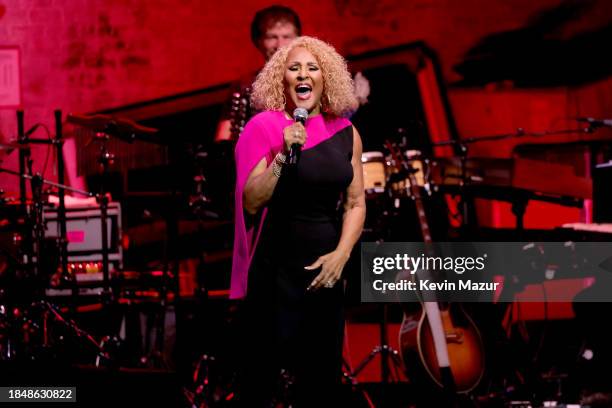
[577,117,612,128]
[289,107,308,165]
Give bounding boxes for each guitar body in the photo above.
[399,304,484,393]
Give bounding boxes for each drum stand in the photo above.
[15,110,71,299]
[9,110,92,294]
[348,303,404,384]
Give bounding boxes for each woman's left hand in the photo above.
[305,250,350,291]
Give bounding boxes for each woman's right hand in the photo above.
[282,122,307,154]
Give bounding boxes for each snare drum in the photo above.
[361,151,387,194]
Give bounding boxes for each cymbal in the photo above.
[67,113,159,143]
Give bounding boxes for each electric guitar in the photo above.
[384,140,485,393]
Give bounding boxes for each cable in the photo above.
[36,123,53,178]
[20,122,53,178]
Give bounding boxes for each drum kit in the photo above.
[0,110,164,367]
[362,149,429,197]
[360,140,449,244]
[360,118,605,239]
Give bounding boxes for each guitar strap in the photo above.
[422,301,451,368]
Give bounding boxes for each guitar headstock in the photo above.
[229,87,251,141]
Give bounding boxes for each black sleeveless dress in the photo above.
[239,122,354,407]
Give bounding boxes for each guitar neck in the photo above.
[384,140,433,244]
[409,175,432,245]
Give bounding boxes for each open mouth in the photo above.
[295,84,312,100]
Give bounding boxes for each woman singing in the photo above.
[231,36,366,407]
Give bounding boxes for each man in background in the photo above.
[214,5,302,142]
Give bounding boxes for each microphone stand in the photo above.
[0,168,91,197]
[17,111,28,213]
[53,110,74,309]
[95,133,115,305]
[16,111,33,279]
[29,165,45,294]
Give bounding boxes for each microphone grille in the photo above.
[293,108,308,121]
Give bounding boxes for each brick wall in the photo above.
[0,0,610,194]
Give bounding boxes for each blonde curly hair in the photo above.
[251,36,358,117]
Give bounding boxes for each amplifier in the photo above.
[44,202,123,283]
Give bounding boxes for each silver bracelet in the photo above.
[272,153,286,177]
[272,159,283,177]
[275,152,287,164]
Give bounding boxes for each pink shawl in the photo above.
[230,110,351,299]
